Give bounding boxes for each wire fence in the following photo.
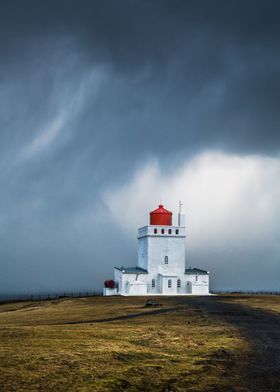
[212,290,280,295]
[0,291,103,304]
[1,290,280,304]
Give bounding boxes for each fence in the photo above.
[212,290,280,295]
[1,290,280,304]
[0,291,103,304]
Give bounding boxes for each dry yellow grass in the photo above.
[0,295,279,391]
[223,294,280,314]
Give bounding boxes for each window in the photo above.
[154,228,157,234]
[161,228,165,234]
[168,229,172,234]
[177,279,181,288]
[152,279,155,288]
[164,256,168,264]
[168,279,172,288]
[175,229,179,235]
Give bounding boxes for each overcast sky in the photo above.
[1,0,279,295]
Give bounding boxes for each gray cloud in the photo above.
[104,153,280,291]
[0,1,279,295]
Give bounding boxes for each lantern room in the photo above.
[150,204,172,226]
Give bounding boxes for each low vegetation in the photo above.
[0,295,279,391]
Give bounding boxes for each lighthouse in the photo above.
[103,203,210,296]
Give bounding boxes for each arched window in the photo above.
[161,228,165,234]
[177,279,181,288]
[154,228,157,234]
[168,279,172,288]
[151,279,155,288]
[168,229,172,234]
[175,229,179,235]
[164,256,168,264]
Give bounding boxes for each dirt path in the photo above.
[182,296,280,391]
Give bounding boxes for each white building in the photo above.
[104,204,210,296]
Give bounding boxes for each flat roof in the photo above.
[114,266,148,274]
[185,267,209,275]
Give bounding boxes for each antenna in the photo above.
[178,200,184,227]
[179,200,183,214]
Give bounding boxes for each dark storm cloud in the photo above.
[0,0,279,294]
[1,0,280,159]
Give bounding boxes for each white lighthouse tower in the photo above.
[104,203,210,296]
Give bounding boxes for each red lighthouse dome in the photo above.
[150,204,172,226]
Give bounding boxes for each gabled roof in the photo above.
[185,267,209,275]
[114,266,148,274]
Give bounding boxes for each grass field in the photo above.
[0,295,280,391]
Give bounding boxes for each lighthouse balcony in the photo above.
[138,225,186,238]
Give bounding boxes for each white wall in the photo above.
[114,269,209,295]
[191,284,209,295]
[103,287,118,296]
[185,274,209,294]
[137,236,148,270]
[138,225,186,276]
[160,276,178,295]
[114,270,149,294]
[178,213,185,227]
[126,281,147,295]
[114,268,123,293]
[148,235,185,275]
[186,274,209,286]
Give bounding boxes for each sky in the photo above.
[0,0,279,295]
